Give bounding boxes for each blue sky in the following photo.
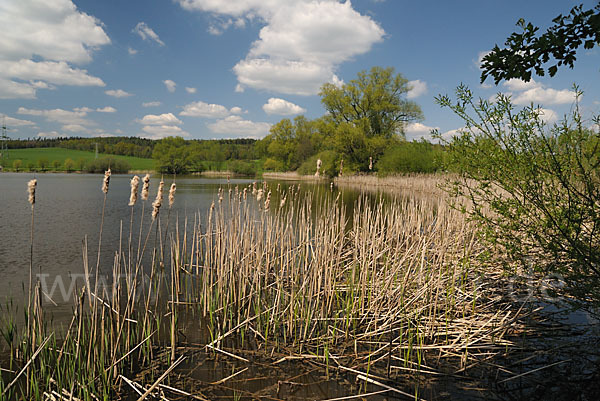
[1,0,599,141]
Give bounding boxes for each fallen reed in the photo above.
[0,175,525,400]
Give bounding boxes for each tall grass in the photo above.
[0,176,521,399]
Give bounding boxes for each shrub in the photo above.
[436,85,600,308]
[85,156,130,174]
[297,150,340,177]
[13,159,22,172]
[64,158,75,172]
[263,158,286,172]
[228,160,257,176]
[376,140,443,175]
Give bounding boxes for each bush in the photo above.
[437,85,600,308]
[228,160,257,176]
[64,158,75,172]
[297,150,340,177]
[376,140,443,175]
[13,159,22,172]
[263,158,286,172]
[85,156,130,174]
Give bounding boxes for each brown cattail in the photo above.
[151,179,164,220]
[102,168,111,194]
[252,181,257,195]
[27,179,37,205]
[330,182,334,191]
[168,182,176,208]
[129,175,140,206]
[243,187,247,200]
[369,156,373,171]
[256,188,263,202]
[280,195,286,208]
[141,174,150,201]
[315,158,322,177]
[264,190,271,210]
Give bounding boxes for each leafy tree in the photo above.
[27,162,35,171]
[64,158,75,173]
[52,159,61,171]
[436,85,600,308]
[85,156,130,173]
[75,158,86,172]
[13,159,22,172]
[481,4,600,84]
[320,66,423,139]
[38,157,49,171]
[153,136,191,174]
[377,140,444,175]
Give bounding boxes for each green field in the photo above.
[1,147,156,171]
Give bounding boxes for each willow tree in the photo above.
[319,66,423,171]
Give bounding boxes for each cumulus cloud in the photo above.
[133,22,165,46]
[140,125,189,140]
[180,101,231,118]
[534,107,558,123]
[143,101,161,107]
[0,0,109,99]
[37,131,63,138]
[262,97,306,115]
[207,115,271,138]
[176,0,384,95]
[128,47,138,55]
[105,89,133,98]
[138,113,182,126]
[163,79,176,92]
[0,114,36,127]
[407,80,427,99]
[17,107,90,126]
[185,87,197,94]
[62,124,90,133]
[96,106,116,113]
[404,122,438,140]
[230,106,243,114]
[501,79,577,105]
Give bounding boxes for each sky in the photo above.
[1,0,599,142]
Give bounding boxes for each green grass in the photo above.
[1,147,156,171]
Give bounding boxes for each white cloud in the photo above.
[0,114,36,127]
[140,125,189,140]
[177,0,384,95]
[37,131,62,138]
[105,89,133,98]
[501,79,576,105]
[62,124,90,133]
[262,97,306,115]
[404,122,438,140]
[207,115,271,138]
[96,106,116,113]
[0,0,110,64]
[233,59,340,95]
[0,0,109,99]
[407,80,427,99]
[180,101,231,118]
[128,47,138,55]
[185,87,197,94]
[534,107,558,124]
[0,78,36,99]
[0,59,104,87]
[163,79,176,92]
[17,107,90,126]
[230,106,243,114]
[143,101,161,107]
[133,22,165,46]
[138,113,182,126]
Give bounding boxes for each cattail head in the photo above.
[141,174,150,201]
[330,181,334,192]
[168,182,176,208]
[243,187,247,200]
[264,190,271,210]
[256,188,263,202]
[151,179,164,220]
[129,175,140,206]
[27,179,37,205]
[102,168,111,194]
[279,195,286,208]
[252,181,257,195]
[315,158,322,177]
[369,156,373,171]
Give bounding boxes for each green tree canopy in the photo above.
[481,3,600,84]
[319,66,423,139]
[153,136,192,174]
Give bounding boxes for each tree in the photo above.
[481,4,600,84]
[13,159,22,172]
[320,66,423,139]
[64,158,75,173]
[436,85,600,308]
[38,158,49,171]
[52,159,61,171]
[152,136,191,174]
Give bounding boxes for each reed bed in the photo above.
[0,176,525,400]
